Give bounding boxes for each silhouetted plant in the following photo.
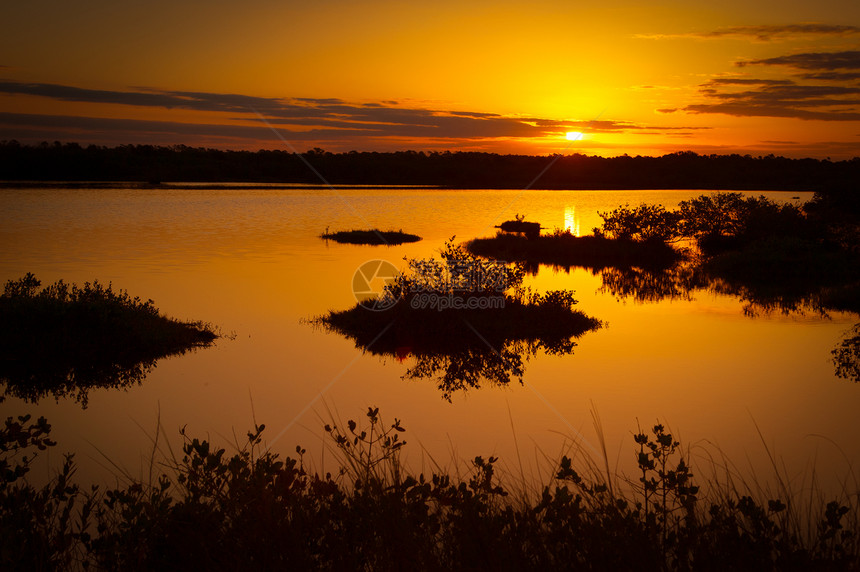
[677,193,814,253]
[386,238,526,300]
[324,406,407,488]
[595,203,683,243]
[634,422,699,558]
[2,407,859,569]
[0,414,93,569]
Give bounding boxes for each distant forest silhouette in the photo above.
[1,140,858,190]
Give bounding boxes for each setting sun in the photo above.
[565,131,584,141]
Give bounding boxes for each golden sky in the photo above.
[1,0,859,158]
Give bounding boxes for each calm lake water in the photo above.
[1,185,858,493]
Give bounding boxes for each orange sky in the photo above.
[1,0,859,158]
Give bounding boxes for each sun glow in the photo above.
[565,131,584,141]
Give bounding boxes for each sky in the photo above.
[1,0,859,158]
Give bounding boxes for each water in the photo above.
[1,185,857,492]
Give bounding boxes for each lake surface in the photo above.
[1,185,858,493]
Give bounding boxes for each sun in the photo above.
[565,131,584,141]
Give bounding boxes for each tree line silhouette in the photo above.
[1,140,858,191]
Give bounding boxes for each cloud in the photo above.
[706,78,795,86]
[0,80,707,144]
[637,24,860,42]
[681,80,860,120]
[738,51,860,70]
[704,24,860,41]
[672,52,860,121]
[0,111,281,139]
[683,103,860,121]
[800,71,860,81]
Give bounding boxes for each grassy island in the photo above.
[0,273,218,406]
[320,229,422,245]
[311,242,600,398]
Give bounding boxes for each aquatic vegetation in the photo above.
[595,193,812,249]
[595,202,683,244]
[469,193,854,287]
[312,242,600,398]
[468,193,860,385]
[320,228,421,245]
[0,274,218,407]
[2,407,858,569]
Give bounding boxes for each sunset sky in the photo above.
[2,0,859,158]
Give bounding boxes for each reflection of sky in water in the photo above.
[1,186,857,497]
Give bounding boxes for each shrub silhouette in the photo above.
[3,408,858,569]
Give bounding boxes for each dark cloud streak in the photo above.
[800,71,860,81]
[705,24,860,41]
[638,24,860,41]
[678,51,860,121]
[0,80,708,142]
[739,51,860,71]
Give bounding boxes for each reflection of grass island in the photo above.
[0,273,218,406]
[467,230,685,270]
[318,290,599,355]
[320,229,421,245]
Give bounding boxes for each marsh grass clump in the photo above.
[0,273,217,406]
[320,228,421,245]
[3,408,858,570]
[311,242,601,398]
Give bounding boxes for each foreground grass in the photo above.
[0,274,217,406]
[320,228,422,245]
[2,408,858,570]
